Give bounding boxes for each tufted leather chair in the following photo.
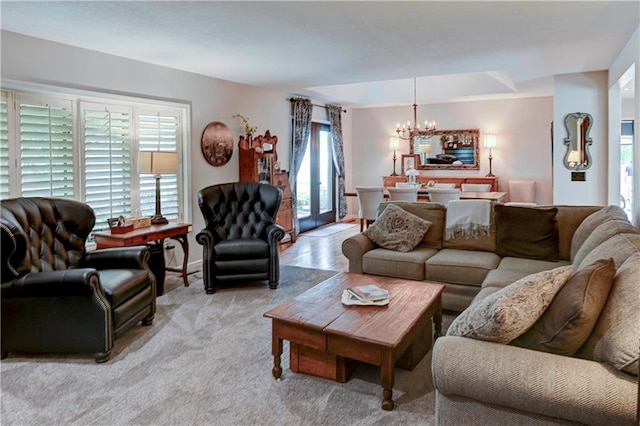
[196,182,285,294]
[0,197,156,363]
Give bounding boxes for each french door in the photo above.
[297,122,336,232]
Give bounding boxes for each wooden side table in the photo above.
[92,223,191,295]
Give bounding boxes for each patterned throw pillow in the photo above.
[511,258,615,356]
[447,265,573,344]
[363,203,431,252]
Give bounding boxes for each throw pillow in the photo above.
[511,258,615,356]
[576,253,640,375]
[447,265,573,344]
[495,205,559,261]
[363,203,431,252]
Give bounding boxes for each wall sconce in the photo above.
[389,137,400,176]
[139,151,178,224]
[483,134,497,177]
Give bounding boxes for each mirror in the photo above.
[563,112,593,170]
[411,129,480,170]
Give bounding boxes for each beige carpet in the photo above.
[1,266,447,425]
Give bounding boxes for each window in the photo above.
[1,88,187,233]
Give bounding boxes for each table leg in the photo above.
[380,350,395,411]
[271,324,283,379]
[434,297,443,339]
[166,234,190,287]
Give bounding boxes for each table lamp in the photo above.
[484,134,497,177]
[139,151,178,224]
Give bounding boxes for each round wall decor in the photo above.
[201,121,233,166]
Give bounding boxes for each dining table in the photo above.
[345,190,508,203]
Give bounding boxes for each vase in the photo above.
[409,175,416,184]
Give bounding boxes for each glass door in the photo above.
[620,120,634,220]
[297,122,335,232]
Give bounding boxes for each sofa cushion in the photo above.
[576,253,640,375]
[554,205,603,261]
[495,205,559,261]
[481,269,532,291]
[377,202,445,250]
[572,219,639,270]
[426,249,501,287]
[446,265,573,344]
[497,257,571,275]
[574,232,640,271]
[510,258,615,356]
[363,203,431,252]
[570,205,628,261]
[363,246,437,281]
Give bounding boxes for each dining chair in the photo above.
[432,183,456,189]
[461,183,491,192]
[355,186,385,232]
[387,187,418,202]
[396,182,421,189]
[507,180,536,204]
[428,188,461,206]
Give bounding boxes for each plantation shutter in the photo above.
[18,95,75,198]
[0,92,9,199]
[81,103,132,230]
[138,111,180,221]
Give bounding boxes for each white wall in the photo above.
[552,72,609,206]
[349,97,554,208]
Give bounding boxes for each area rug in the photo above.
[0,266,440,425]
[304,223,357,237]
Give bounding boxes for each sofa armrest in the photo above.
[81,246,150,270]
[266,223,285,246]
[432,336,637,426]
[341,233,377,274]
[1,268,101,298]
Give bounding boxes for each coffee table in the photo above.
[264,272,444,411]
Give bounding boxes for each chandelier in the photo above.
[395,78,436,141]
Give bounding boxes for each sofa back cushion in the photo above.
[570,205,628,262]
[572,218,640,269]
[573,232,640,272]
[554,205,603,261]
[377,202,445,250]
[576,253,640,376]
[495,205,559,261]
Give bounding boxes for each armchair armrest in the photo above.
[341,233,377,273]
[432,336,637,426]
[1,268,101,298]
[266,223,285,246]
[81,246,150,270]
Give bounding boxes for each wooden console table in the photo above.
[383,175,499,191]
[92,223,191,293]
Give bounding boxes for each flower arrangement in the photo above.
[232,113,258,136]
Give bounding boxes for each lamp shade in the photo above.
[415,144,431,154]
[567,150,580,163]
[140,151,178,174]
[389,137,400,151]
[483,134,497,149]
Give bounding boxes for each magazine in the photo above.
[341,290,389,306]
[346,284,389,302]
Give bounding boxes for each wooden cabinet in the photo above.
[383,175,499,191]
[239,131,295,243]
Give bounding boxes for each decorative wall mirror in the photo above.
[411,129,480,170]
[563,112,593,170]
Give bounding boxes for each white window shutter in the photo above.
[0,92,10,199]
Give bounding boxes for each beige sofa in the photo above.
[342,202,640,425]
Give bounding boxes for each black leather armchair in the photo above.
[0,197,156,363]
[196,182,285,294]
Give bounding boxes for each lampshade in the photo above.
[483,134,497,149]
[389,137,400,151]
[415,144,431,154]
[139,151,178,174]
[567,150,580,163]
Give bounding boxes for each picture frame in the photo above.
[401,154,420,175]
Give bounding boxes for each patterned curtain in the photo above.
[289,97,313,234]
[326,104,347,219]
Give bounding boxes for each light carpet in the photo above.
[1,266,443,425]
[304,223,356,237]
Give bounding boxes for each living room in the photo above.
[1,2,639,425]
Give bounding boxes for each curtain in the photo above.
[289,97,313,234]
[326,104,347,219]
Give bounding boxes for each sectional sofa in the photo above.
[342,201,640,425]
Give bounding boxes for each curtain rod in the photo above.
[287,98,347,113]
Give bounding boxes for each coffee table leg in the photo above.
[434,298,443,339]
[381,351,395,411]
[272,332,283,379]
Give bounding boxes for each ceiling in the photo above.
[1,1,637,107]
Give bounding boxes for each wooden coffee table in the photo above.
[264,272,444,411]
